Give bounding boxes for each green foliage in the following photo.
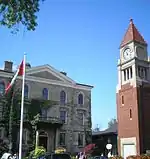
[0,139,9,157]
[29,146,46,158]
[0,84,57,152]
[0,0,45,32]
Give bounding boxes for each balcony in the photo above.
[38,116,63,124]
[34,114,63,129]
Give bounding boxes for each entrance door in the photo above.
[39,131,48,151]
[39,136,48,151]
[123,144,136,159]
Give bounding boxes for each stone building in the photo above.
[0,60,93,154]
[117,19,150,158]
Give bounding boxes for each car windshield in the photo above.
[52,154,71,159]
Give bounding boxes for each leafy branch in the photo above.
[0,0,45,32]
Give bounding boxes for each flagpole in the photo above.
[19,54,26,159]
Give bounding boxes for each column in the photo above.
[47,131,51,152]
[122,70,125,82]
[35,130,39,148]
[143,68,145,79]
[129,68,131,79]
[55,128,59,148]
[126,69,128,80]
[132,64,137,86]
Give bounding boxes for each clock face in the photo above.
[123,48,133,60]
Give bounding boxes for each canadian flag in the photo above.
[5,60,25,94]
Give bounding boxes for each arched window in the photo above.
[60,90,66,104]
[24,84,29,98]
[42,88,49,100]
[0,82,5,95]
[78,93,84,105]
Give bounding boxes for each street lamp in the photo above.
[106,139,112,158]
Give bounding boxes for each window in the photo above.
[130,67,133,78]
[23,107,28,119]
[129,109,132,119]
[123,70,126,81]
[78,93,84,105]
[138,66,147,79]
[0,82,5,95]
[24,84,29,98]
[123,67,133,82]
[60,111,67,123]
[0,129,2,138]
[145,68,147,79]
[78,113,84,125]
[127,69,129,80]
[60,90,66,104]
[59,133,65,145]
[78,133,83,146]
[23,129,27,144]
[42,88,49,100]
[41,109,47,119]
[121,96,124,105]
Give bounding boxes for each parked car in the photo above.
[37,152,71,159]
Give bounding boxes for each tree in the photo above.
[0,0,45,32]
[108,118,117,128]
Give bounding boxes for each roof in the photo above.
[92,123,117,136]
[120,19,147,48]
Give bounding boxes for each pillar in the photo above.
[55,128,59,148]
[35,130,39,148]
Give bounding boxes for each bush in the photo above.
[126,154,150,159]
[28,146,46,158]
[109,156,124,159]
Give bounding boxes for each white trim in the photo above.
[26,65,76,84]
[120,137,137,157]
[0,71,92,91]
[77,91,85,105]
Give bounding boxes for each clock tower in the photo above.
[117,19,150,158]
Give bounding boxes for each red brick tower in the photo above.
[117,19,150,158]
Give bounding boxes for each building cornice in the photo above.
[0,71,93,91]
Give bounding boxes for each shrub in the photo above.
[109,156,124,159]
[28,146,46,158]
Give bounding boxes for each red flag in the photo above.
[5,60,25,94]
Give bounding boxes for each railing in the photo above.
[23,114,63,124]
[39,116,63,124]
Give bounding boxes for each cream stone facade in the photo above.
[0,61,93,154]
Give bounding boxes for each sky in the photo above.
[0,0,150,130]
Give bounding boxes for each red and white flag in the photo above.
[5,60,25,94]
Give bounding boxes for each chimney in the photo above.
[4,61,13,72]
[60,71,67,76]
[26,62,31,69]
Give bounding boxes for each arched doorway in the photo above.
[39,131,48,151]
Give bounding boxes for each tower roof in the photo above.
[120,19,147,48]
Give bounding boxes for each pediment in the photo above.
[28,70,62,81]
[26,65,76,84]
